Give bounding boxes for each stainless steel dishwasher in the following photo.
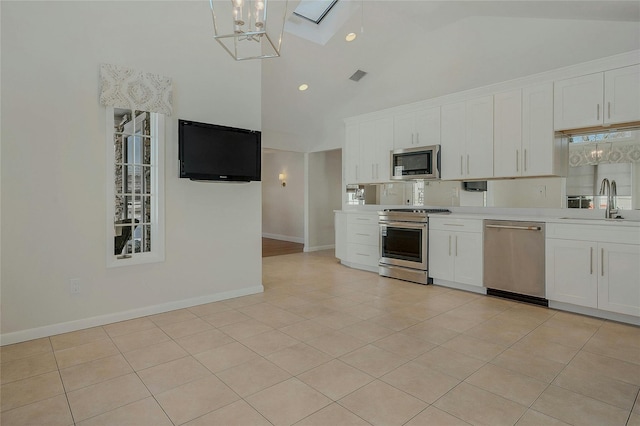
[483,220,547,306]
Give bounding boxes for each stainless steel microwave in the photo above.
[390,145,440,180]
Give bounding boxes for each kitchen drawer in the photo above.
[429,217,483,232]
[347,223,379,246]
[347,243,380,268]
[547,223,640,245]
[347,213,379,226]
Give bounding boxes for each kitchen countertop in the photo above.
[441,213,640,226]
[337,207,640,227]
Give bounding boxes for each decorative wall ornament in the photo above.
[99,64,173,116]
[569,139,640,167]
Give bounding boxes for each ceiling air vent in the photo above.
[349,70,368,82]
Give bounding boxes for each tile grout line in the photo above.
[4,251,639,425]
[50,336,78,426]
[626,388,640,426]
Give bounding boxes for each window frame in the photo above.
[105,106,165,268]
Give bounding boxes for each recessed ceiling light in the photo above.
[345,32,357,42]
[298,84,309,91]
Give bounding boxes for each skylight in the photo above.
[294,0,339,24]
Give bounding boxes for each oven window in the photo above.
[382,227,423,262]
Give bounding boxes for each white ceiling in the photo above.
[261,1,640,151]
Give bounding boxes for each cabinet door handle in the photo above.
[466,155,470,175]
[516,150,519,172]
[416,133,420,145]
[601,248,604,277]
[460,156,463,176]
[608,102,611,119]
[597,104,600,121]
[590,247,593,275]
[448,235,451,256]
[377,163,379,179]
[372,164,375,178]
[524,149,527,172]
[411,133,415,145]
[355,233,370,236]
[355,165,358,180]
[455,235,458,256]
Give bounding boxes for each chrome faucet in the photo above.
[599,178,618,218]
[611,179,618,215]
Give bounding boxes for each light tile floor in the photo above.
[2,250,640,425]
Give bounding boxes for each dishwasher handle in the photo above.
[485,224,542,231]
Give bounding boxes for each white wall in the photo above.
[307,149,342,250]
[262,129,311,153]
[262,150,305,243]
[1,1,263,343]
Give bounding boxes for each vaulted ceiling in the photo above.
[261,1,640,152]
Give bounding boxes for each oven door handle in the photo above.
[380,222,427,230]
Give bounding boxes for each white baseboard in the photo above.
[549,301,640,326]
[262,233,304,244]
[0,285,264,346]
[304,244,335,252]
[432,279,487,295]
[340,260,379,273]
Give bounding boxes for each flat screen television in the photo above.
[178,119,261,182]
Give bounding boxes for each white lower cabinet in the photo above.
[546,239,598,308]
[334,212,347,261]
[429,218,483,287]
[598,242,640,316]
[546,223,640,317]
[347,242,379,269]
[339,212,380,271]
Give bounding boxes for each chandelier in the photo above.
[209,0,288,61]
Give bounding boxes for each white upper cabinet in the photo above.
[394,107,441,150]
[344,122,360,184]
[494,89,522,178]
[554,64,640,130]
[441,96,493,180]
[604,64,640,125]
[359,120,377,183]
[355,117,394,183]
[554,73,603,130]
[345,59,637,184]
[495,83,566,178]
[522,83,566,176]
[465,96,494,179]
[441,101,466,180]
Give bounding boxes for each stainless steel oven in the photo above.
[378,209,449,284]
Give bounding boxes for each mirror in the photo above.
[564,131,640,210]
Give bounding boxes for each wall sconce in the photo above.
[278,173,286,187]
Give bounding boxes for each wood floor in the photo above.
[262,237,304,257]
